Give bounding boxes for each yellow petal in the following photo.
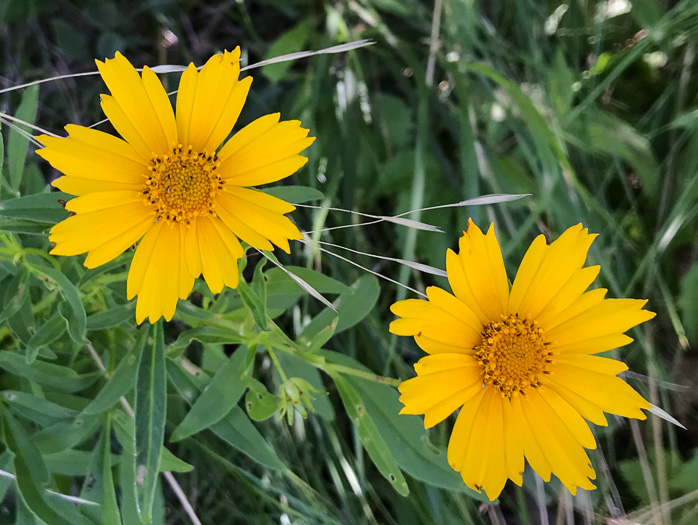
[554,333,634,355]
[84,215,153,269]
[128,221,194,323]
[509,224,597,320]
[547,298,656,347]
[49,197,151,258]
[224,186,296,215]
[537,385,596,449]
[195,216,244,293]
[179,49,249,151]
[447,388,486,472]
[215,190,301,253]
[459,390,509,500]
[509,395,552,481]
[100,95,155,160]
[540,375,608,426]
[446,221,508,325]
[127,219,161,300]
[184,222,202,278]
[555,354,628,376]
[96,52,172,158]
[203,76,252,152]
[389,298,480,352]
[175,63,198,148]
[37,125,145,196]
[502,399,525,486]
[218,116,315,186]
[536,265,600,328]
[398,354,481,427]
[549,363,651,419]
[141,66,177,147]
[425,286,484,336]
[521,390,597,493]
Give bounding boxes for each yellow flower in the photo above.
[390,220,655,500]
[37,49,314,324]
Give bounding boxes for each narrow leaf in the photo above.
[83,328,146,415]
[8,85,38,193]
[331,374,409,496]
[170,346,251,442]
[134,322,167,523]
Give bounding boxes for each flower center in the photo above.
[474,313,553,398]
[142,144,223,224]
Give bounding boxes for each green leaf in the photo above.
[261,18,314,83]
[86,303,136,330]
[134,322,167,523]
[101,418,122,525]
[322,351,486,497]
[244,377,280,421]
[113,417,141,525]
[0,191,71,224]
[167,360,284,470]
[331,373,409,496]
[82,328,145,415]
[27,263,88,345]
[0,351,99,393]
[170,346,252,442]
[170,326,246,350]
[1,408,91,525]
[238,261,269,330]
[576,110,660,200]
[0,130,4,193]
[24,311,67,363]
[678,263,698,346]
[3,390,77,424]
[160,447,194,473]
[0,266,29,324]
[33,417,101,454]
[210,408,285,470]
[265,265,353,296]
[300,274,379,340]
[262,185,324,204]
[7,85,38,193]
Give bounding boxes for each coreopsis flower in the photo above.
[390,220,655,500]
[38,49,314,323]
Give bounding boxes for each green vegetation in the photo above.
[1,0,697,523]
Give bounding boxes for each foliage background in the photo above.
[1,0,698,523]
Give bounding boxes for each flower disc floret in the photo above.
[475,314,553,397]
[143,144,223,224]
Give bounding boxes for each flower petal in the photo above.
[454,390,509,500]
[194,216,244,294]
[547,298,656,347]
[97,52,173,158]
[128,221,194,323]
[546,362,650,419]
[215,190,301,253]
[389,298,480,353]
[509,224,597,320]
[446,223,508,326]
[49,194,151,261]
[37,125,145,196]
[175,48,251,152]
[218,115,315,186]
[520,389,597,494]
[398,353,481,428]
[536,265,600,329]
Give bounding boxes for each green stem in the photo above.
[267,346,288,382]
[321,363,401,388]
